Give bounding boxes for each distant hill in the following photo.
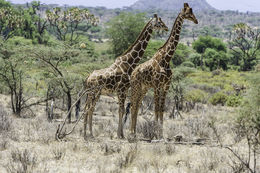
[130,0,216,11]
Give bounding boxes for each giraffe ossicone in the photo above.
[82,14,168,140]
[129,3,198,139]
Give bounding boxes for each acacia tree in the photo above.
[20,1,49,44]
[0,46,23,115]
[0,40,47,116]
[229,23,260,71]
[235,73,260,173]
[46,7,98,45]
[0,0,10,8]
[210,73,260,173]
[32,46,82,122]
[0,7,24,40]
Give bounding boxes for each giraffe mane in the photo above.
[159,13,181,50]
[121,18,153,56]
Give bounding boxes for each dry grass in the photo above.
[0,94,259,172]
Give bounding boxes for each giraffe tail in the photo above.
[123,102,131,126]
[75,75,90,119]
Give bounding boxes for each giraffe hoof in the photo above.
[117,134,125,139]
[84,134,94,141]
[84,135,88,141]
[89,134,94,139]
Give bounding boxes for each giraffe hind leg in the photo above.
[83,93,91,140]
[130,85,147,135]
[117,92,126,139]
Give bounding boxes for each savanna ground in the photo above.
[0,2,259,172]
[0,85,259,172]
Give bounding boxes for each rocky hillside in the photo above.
[130,0,216,11]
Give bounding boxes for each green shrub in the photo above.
[46,36,63,47]
[211,69,222,76]
[185,89,208,103]
[175,66,196,77]
[209,92,228,105]
[226,95,242,107]
[6,36,32,46]
[181,61,195,68]
[189,53,201,67]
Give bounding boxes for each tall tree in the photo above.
[46,7,98,45]
[0,7,23,40]
[106,12,146,57]
[32,46,82,122]
[0,0,10,8]
[229,23,260,71]
[20,1,49,44]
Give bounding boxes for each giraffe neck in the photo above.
[159,13,184,64]
[119,20,153,69]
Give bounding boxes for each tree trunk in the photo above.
[66,90,72,123]
[75,96,80,120]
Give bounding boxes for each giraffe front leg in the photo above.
[117,92,126,139]
[158,84,170,139]
[154,88,162,139]
[159,86,169,125]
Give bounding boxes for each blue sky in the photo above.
[8,0,260,12]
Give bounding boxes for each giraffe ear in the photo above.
[184,3,189,9]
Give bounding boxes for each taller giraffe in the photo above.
[83,14,168,139]
[129,3,198,137]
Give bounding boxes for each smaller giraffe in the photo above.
[83,14,168,140]
[129,3,198,138]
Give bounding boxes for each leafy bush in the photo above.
[192,36,227,54]
[232,73,260,172]
[255,63,260,72]
[204,48,229,71]
[209,92,228,105]
[211,69,222,76]
[190,84,221,94]
[172,43,192,66]
[181,61,195,68]
[238,73,260,129]
[185,89,208,103]
[226,95,242,107]
[174,66,196,77]
[6,36,33,46]
[46,36,63,47]
[143,40,164,62]
[189,53,201,67]
[106,12,146,56]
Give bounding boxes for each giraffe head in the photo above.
[151,14,169,32]
[181,3,198,24]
